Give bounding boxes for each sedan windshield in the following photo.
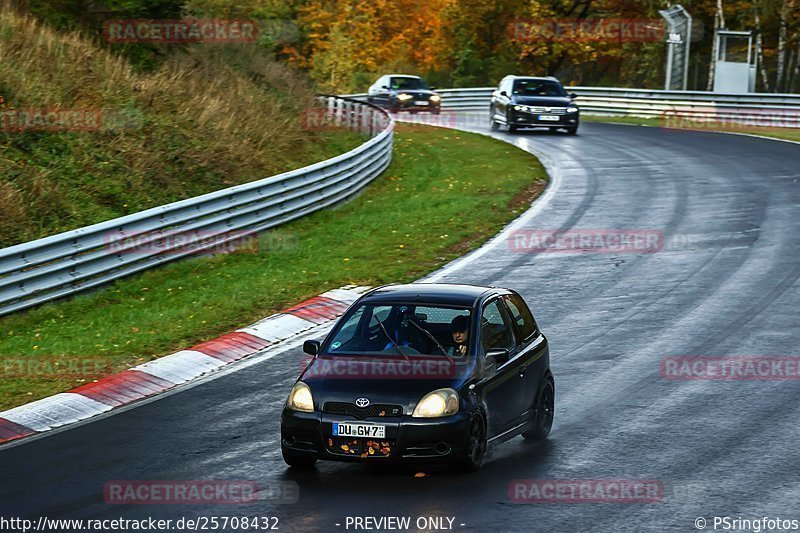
[324,303,471,357]
[390,77,428,90]
[512,79,566,97]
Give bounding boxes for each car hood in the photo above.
[512,96,574,107]
[300,354,474,412]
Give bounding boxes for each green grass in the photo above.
[582,114,800,143]
[0,124,547,410]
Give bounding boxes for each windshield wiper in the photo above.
[407,318,454,362]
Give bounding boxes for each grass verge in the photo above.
[582,114,800,143]
[0,7,362,246]
[0,124,548,410]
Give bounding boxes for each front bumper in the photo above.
[281,408,472,463]
[509,109,579,127]
[392,99,441,112]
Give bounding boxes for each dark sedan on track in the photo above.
[490,75,579,134]
[366,74,441,114]
[281,283,554,472]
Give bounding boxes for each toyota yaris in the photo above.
[281,283,554,472]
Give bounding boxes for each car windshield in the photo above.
[512,79,566,97]
[390,77,428,90]
[324,303,472,357]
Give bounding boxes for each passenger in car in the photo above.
[449,315,470,356]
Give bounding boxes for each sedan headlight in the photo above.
[514,105,522,111]
[412,388,459,418]
[286,381,314,412]
[567,106,579,113]
[430,94,441,102]
[397,93,413,101]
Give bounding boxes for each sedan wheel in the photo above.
[523,379,554,441]
[489,107,499,130]
[450,416,486,473]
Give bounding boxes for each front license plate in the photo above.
[414,100,429,106]
[332,422,386,438]
[539,115,559,121]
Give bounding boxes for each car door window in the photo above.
[481,299,515,353]
[504,295,537,342]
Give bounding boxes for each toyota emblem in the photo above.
[355,397,370,408]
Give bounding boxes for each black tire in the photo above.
[282,448,317,469]
[450,416,486,473]
[565,126,578,135]
[489,107,499,130]
[523,379,554,441]
[506,112,519,133]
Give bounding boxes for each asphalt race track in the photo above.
[2,120,799,532]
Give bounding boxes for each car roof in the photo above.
[507,75,561,82]
[359,283,500,307]
[384,74,422,79]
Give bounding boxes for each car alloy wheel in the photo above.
[451,416,486,473]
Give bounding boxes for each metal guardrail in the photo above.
[0,96,394,317]
[347,87,800,127]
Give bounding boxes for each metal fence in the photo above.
[0,96,394,317]
[348,87,800,127]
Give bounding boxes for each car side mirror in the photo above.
[382,85,389,90]
[303,340,320,356]
[570,92,577,99]
[500,90,508,97]
[486,347,510,364]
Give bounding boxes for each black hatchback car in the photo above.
[281,283,554,472]
[366,74,441,114]
[490,75,579,134]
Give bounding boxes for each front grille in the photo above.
[323,402,403,419]
[522,106,568,114]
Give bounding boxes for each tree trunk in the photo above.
[753,1,770,92]
[775,0,789,92]
[792,44,800,92]
[706,0,726,91]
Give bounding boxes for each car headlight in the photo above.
[567,106,579,113]
[412,388,459,418]
[430,94,441,102]
[514,105,522,111]
[286,381,314,412]
[397,93,413,101]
